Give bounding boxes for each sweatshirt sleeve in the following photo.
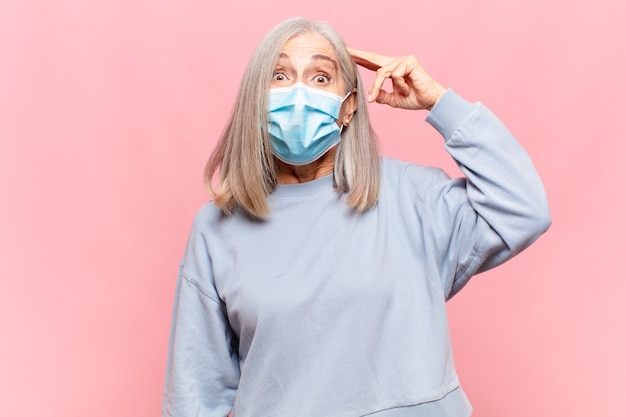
[162,218,240,417]
[423,89,551,298]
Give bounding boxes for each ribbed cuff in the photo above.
[425,89,476,141]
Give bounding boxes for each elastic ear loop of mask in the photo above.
[339,88,357,135]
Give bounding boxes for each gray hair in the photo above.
[205,17,380,219]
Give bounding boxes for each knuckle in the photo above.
[391,67,405,77]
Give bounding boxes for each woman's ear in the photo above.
[341,89,358,126]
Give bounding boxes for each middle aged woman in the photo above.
[162,17,551,417]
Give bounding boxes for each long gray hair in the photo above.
[205,17,380,219]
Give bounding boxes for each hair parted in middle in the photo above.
[204,17,381,219]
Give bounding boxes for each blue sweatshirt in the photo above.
[162,90,551,417]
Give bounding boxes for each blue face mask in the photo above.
[267,83,350,166]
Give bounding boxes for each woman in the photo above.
[162,17,551,417]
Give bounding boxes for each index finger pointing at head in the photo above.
[347,47,393,72]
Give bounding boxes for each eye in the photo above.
[273,72,287,81]
[314,74,330,84]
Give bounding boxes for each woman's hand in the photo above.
[348,48,446,111]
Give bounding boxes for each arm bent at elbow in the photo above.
[425,90,551,289]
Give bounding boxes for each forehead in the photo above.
[278,32,338,62]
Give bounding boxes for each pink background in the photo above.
[1,1,624,416]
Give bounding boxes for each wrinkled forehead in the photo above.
[277,32,339,68]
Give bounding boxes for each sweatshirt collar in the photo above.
[271,173,334,199]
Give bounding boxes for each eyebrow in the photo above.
[278,52,338,70]
[311,54,338,70]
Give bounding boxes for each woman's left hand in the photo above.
[348,48,446,111]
